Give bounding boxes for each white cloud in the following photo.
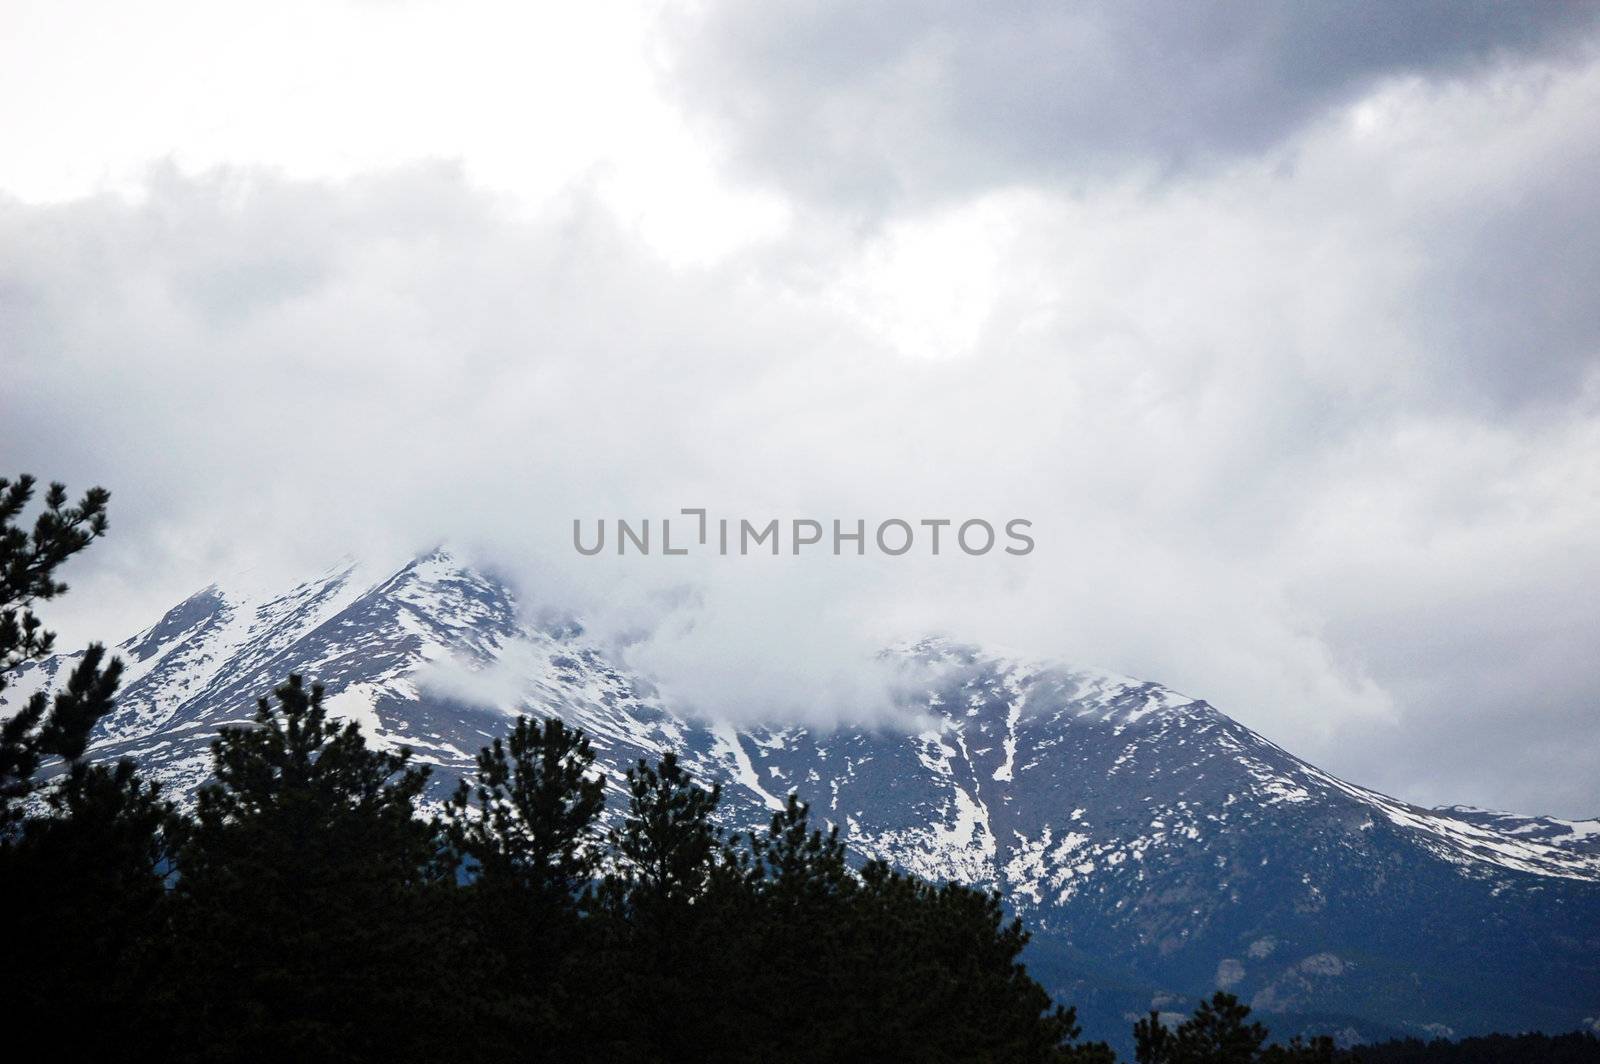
[3,3,1598,815]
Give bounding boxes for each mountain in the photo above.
[6,548,1598,1049]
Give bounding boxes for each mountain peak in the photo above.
[899,635,1213,730]
[5,554,1598,1044]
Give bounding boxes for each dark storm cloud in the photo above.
[665,0,1600,205]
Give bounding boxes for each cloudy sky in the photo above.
[3,1,1599,816]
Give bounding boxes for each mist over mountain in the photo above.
[7,547,1597,1050]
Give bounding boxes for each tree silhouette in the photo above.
[0,474,119,828]
[165,675,444,1062]
[442,715,609,1056]
[443,714,604,898]
[1137,992,1339,1064]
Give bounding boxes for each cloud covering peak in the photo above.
[2,1,1598,816]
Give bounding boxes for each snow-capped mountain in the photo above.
[6,549,1598,1047]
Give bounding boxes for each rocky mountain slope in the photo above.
[6,548,1598,1047]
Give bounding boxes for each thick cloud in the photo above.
[665,0,1600,206]
[3,3,1599,817]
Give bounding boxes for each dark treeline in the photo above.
[1128,999,1600,1064]
[4,476,1597,1063]
[1344,1034,1600,1064]
[0,475,1105,1062]
[6,674,1101,1061]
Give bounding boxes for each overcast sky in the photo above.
[3,1,1598,816]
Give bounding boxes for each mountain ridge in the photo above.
[5,547,1598,1047]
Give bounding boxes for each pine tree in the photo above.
[441,715,609,1057]
[1182,993,1270,1063]
[836,859,1093,1062]
[1137,1010,1180,1064]
[443,714,605,897]
[0,474,181,1052]
[594,751,735,1061]
[728,794,857,1062]
[606,750,723,912]
[1262,1035,1337,1064]
[2,758,179,1053]
[1136,992,1284,1064]
[165,675,447,1063]
[0,474,119,828]
[749,792,852,904]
